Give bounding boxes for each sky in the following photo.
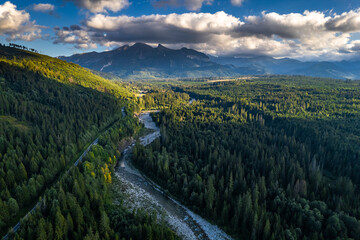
[1,0,360,61]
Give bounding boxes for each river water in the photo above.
[189,98,196,104]
[115,112,233,240]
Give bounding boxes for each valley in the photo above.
[1,15,360,240]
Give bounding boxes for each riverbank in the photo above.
[113,112,233,240]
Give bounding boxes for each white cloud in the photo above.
[54,9,360,60]
[0,1,42,41]
[326,9,360,32]
[236,11,329,39]
[231,0,244,6]
[32,3,55,12]
[230,10,360,59]
[86,11,240,32]
[66,0,129,13]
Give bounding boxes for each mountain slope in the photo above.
[210,55,305,74]
[60,43,360,80]
[289,62,356,79]
[0,45,134,99]
[59,43,241,79]
[0,45,135,236]
[211,55,360,79]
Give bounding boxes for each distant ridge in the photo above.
[59,43,360,80]
[58,43,253,79]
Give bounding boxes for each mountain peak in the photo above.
[157,44,168,49]
[59,43,221,78]
[132,42,152,49]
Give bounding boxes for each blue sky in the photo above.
[1,0,360,60]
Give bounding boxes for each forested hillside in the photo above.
[0,45,134,100]
[134,76,360,240]
[11,117,178,240]
[0,46,178,239]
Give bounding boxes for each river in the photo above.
[189,98,196,104]
[115,112,233,240]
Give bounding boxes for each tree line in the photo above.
[0,43,38,53]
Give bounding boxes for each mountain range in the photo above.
[59,43,360,80]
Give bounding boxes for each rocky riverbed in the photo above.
[113,112,233,240]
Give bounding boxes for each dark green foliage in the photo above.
[0,63,123,233]
[108,207,178,240]
[10,112,178,240]
[133,77,360,239]
[139,89,190,109]
[0,46,138,236]
[0,46,179,240]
